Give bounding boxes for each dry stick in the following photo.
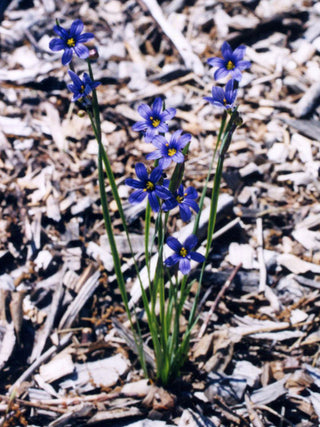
[256,217,281,312]
[10,268,101,393]
[244,394,264,427]
[8,333,71,394]
[0,394,66,415]
[288,333,305,354]
[58,268,100,330]
[213,395,249,425]
[112,318,155,369]
[240,319,313,337]
[29,269,65,362]
[253,405,295,427]
[198,262,242,339]
[21,392,121,407]
[257,217,267,293]
[137,0,204,75]
[208,217,240,241]
[124,72,198,103]
[194,218,241,312]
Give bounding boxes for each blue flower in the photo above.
[204,79,237,110]
[67,70,100,103]
[125,163,172,212]
[162,183,199,222]
[164,235,205,275]
[49,19,94,65]
[207,41,251,81]
[146,130,190,169]
[132,97,176,143]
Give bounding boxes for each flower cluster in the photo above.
[126,97,204,275]
[49,19,100,104]
[205,41,251,111]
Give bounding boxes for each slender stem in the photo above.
[158,213,166,343]
[144,201,151,279]
[185,109,240,344]
[87,107,149,376]
[193,111,227,235]
[86,61,149,337]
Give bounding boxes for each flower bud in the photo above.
[234,115,243,127]
[77,110,86,118]
[88,47,99,60]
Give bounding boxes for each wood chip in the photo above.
[39,353,74,383]
[59,354,129,392]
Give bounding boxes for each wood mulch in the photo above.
[1,0,320,425]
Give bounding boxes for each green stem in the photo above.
[86,84,148,375]
[145,201,152,284]
[184,109,240,349]
[193,110,227,235]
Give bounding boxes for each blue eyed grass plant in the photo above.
[49,22,250,385]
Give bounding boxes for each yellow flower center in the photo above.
[150,116,160,127]
[67,37,76,47]
[226,60,235,70]
[176,195,184,203]
[180,247,187,257]
[176,192,187,203]
[80,84,85,93]
[223,98,227,105]
[168,148,176,157]
[144,181,154,191]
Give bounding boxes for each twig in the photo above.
[58,266,100,330]
[213,395,250,425]
[29,267,65,362]
[256,217,266,293]
[205,217,241,242]
[136,0,204,75]
[244,394,264,427]
[8,334,71,395]
[253,404,295,426]
[126,72,196,102]
[198,262,242,338]
[0,394,66,414]
[241,319,313,337]
[112,318,155,369]
[24,392,120,407]
[256,217,281,312]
